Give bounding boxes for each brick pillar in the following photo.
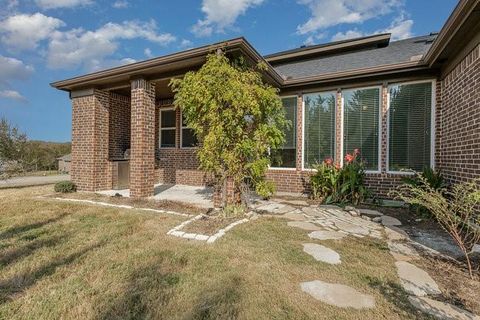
[130,78,156,198]
[71,89,110,191]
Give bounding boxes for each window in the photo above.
[343,87,380,171]
[303,92,336,169]
[270,97,297,168]
[160,109,176,148]
[181,113,198,148]
[388,81,433,172]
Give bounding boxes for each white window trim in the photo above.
[269,95,298,170]
[159,107,176,149]
[386,79,436,175]
[301,91,337,171]
[341,85,382,174]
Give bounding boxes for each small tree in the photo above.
[392,178,480,279]
[170,53,287,208]
[0,117,27,179]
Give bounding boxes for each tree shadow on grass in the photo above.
[366,276,434,319]
[0,241,105,304]
[0,212,70,241]
[187,274,243,320]
[0,235,66,267]
[96,250,188,320]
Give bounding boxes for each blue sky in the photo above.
[0,0,457,142]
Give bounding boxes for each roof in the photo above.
[57,154,71,161]
[270,34,437,81]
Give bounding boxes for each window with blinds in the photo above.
[343,87,380,171]
[388,82,432,172]
[303,92,336,168]
[160,109,176,148]
[270,97,297,168]
[181,113,198,148]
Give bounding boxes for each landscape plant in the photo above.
[311,149,368,205]
[170,52,287,208]
[54,181,77,193]
[393,177,480,278]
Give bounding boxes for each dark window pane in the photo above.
[182,128,197,147]
[161,129,176,148]
[389,82,432,171]
[161,110,176,128]
[270,97,297,168]
[343,88,380,170]
[304,92,336,168]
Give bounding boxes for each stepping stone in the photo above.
[472,244,480,254]
[335,221,370,235]
[300,280,375,310]
[408,296,480,320]
[381,215,402,226]
[303,243,341,264]
[385,226,409,241]
[256,202,287,214]
[358,209,383,217]
[287,221,322,231]
[302,206,322,217]
[275,205,297,214]
[283,212,306,221]
[388,242,420,261]
[395,261,441,296]
[308,230,346,240]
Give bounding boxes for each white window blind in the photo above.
[271,97,297,168]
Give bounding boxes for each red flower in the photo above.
[334,163,341,170]
[345,153,354,163]
[324,157,333,166]
[353,148,360,155]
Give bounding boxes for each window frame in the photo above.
[159,107,177,149]
[269,95,298,171]
[340,85,382,173]
[301,91,337,171]
[180,110,197,149]
[386,79,436,175]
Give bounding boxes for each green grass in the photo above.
[0,186,431,319]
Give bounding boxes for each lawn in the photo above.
[0,186,432,319]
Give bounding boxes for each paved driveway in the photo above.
[0,174,70,188]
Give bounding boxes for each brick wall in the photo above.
[437,44,480,184]
[71,89,110,191]
[109,93,131,159]
[130,79,156,198]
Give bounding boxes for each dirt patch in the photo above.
[182,215,242,235]
[50,192,207,215]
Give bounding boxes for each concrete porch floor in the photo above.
[97,184,214,209]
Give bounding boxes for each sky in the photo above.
[0,0,458,142]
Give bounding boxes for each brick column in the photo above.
[71,89,110,191]
[130,78,156,198]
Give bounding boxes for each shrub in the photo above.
[392,177,480,278]
[402,167,447,217]
[54,181,77,193]
[310,150,369,205]
[255,180,276,200]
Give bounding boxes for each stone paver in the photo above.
[358,209,383,217]
[283,212,307,221]
[287,221,323,231]
[381,215,402,226]
[388,242,420,261]
[395,261,441,296]
[408,296,480,320]
[308,230,346,240]
[301,280,375,309]
[303,243,341,264]
[385,226,409,241]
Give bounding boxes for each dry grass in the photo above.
[0,186,435,319]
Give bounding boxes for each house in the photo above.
[57,154,71,173]
[51,0,480,201]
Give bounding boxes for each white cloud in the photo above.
[331,29,364,41]
[192,0,264,37]
[179,39,193,48]
[35,0,93,9]
[0,13,64,50]
[112,0,128,9]
[297,0,402,34]
[330,15,413,42]
[47,20,175,70]
[0,55,34,81]
[0,90,26,101]
[144,48,153,58]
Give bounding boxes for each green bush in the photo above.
[402,167,447,217]
[255,180,276,200]
[310,149,369,205]
[54,181,77,193]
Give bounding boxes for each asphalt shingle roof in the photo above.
[269,34,437,80]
